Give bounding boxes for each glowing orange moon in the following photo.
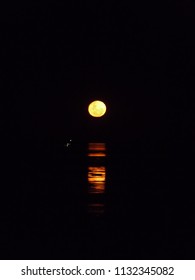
[88,100,107,117]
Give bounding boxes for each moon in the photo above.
[88,100,107,117]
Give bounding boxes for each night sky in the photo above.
[3,1,194,147]
[1,1,195,259]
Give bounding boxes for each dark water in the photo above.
[1,141,195,259]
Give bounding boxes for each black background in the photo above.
[1,1,195,259]
[3,1,194,143]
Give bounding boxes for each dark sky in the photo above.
[2,1,194,152]
[1,2,195,260]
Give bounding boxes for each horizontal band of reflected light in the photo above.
[88,166,106,193]
[88,143,106,150]
[88,152,106,157]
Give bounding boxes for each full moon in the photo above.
[88,100,107,117]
